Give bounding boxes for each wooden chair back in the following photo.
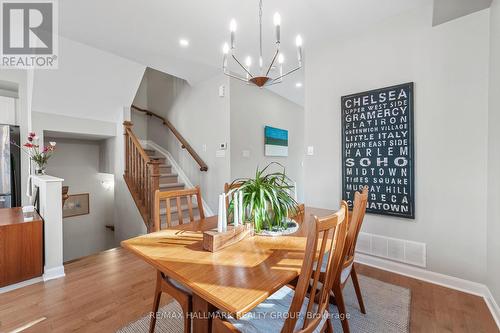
[223,182,242,209]
[281,202,349,333]
[344,187,368,265]
[153,186,205,231]
[289,203,305,222]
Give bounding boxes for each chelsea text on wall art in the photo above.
[341,82,415,219]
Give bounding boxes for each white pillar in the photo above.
[33,175,65,281]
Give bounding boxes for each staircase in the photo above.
[143,148,184,191]
[123,117,205,232]
[142,147,202,226]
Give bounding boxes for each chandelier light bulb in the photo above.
[229,19,237,32]
[295,35,303,47]
[245,56,252,67]
[278,53,284,64]
[230,19,237,50]
[222,43,230,54]
[273,13,281,26]
[274,13,281,44]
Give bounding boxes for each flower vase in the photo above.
[35,165,46,175]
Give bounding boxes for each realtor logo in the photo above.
[1,0,58,68]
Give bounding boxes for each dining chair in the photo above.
[321,187,368,333]
[212,202,349,333]
[224,182,241,209]
[154,186,205,230]
[290,203,306,221]
[150,186,205,333]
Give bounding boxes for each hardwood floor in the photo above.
[0,248,171,333]
[0,247,497,333]
[356,265,499,333]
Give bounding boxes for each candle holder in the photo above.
[202,223,254,252]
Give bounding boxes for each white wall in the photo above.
[0,96,17,125]
[304,6,490,283]
[142,69,231,211]
[487,0,500,305]
[32,112,116,138]
[45,138,115,262]
[29,37,149,244]
[230,78,304,201]
[131,74,149,140]
[32,111,117,175]
[32,36,145,122]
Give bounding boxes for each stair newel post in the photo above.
[123,121,133,180]
[149,160,161,232]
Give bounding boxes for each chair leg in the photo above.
[333,285,350,333]
[149,276,163,333]
[324,317,334,333]
[350,266,366,314]
[182,297,192,333]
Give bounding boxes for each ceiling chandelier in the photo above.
[222,0,303,88]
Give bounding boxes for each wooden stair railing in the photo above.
[131,105,208,172]
[123,121,160,232]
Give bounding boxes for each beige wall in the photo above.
[304,6,490,283]
[230,78,305,201]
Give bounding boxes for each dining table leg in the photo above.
[192,293,216,333]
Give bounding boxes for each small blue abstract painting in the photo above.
[264,126,288,157]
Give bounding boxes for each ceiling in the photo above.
[58,0,433,106]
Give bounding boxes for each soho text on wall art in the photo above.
[341,82,415,219]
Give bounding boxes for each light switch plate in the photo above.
[307,146,314,155]
[219,85,225,97]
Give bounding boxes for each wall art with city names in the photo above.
[341,82,415,219]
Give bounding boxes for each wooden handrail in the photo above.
[124,121,151,162]
[131,105,208,172]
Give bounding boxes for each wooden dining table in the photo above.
[121,206,334,333]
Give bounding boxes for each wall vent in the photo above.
[356,232,426,268]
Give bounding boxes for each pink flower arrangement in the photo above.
[13,132,56,171]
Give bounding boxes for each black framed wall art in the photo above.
[341,82,415,219]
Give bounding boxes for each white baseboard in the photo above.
[0,276,43,294]
[485,288,500,330]
[355,253,500,329]
[144,140,214,216]
[43,265,65,281]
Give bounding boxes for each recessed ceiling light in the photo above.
[295,82,303,88]
[179,39,189,47]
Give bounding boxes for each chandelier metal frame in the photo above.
[222,0,303,87]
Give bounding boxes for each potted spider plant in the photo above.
[228,162,299,235]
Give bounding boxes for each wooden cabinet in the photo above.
[0,208,43,287]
